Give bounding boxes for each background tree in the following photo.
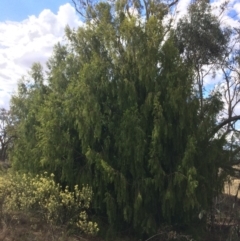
[175,0,240,174]
[175,0,230,110]
[9,63,48,172]
[0,108,15,162]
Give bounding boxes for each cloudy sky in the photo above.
[0,0,82,109]
[0,0,239,110]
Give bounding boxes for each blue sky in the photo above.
[0,0,71,22]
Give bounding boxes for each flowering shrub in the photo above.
[0,172,99,235]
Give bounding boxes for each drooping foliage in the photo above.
[9,0,234,236]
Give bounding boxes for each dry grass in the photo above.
[0,168,239,241]
[224,178,240,198]
[0,211,101,241]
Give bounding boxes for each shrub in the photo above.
[0,171,99,235]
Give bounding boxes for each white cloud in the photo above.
[0,3,82,109]
[175,0,191,17]
[168,0,191,25]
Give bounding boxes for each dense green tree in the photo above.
[10,63,48,172]
[9,0,240,237]
[36,43,85,186]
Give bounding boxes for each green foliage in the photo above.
[0,171,99,235]
[8,0,232,237]
[175,0,230,65]
[9,63,48,173]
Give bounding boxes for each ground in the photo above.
[0,160,239,241]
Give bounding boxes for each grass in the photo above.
[0,211,104,241]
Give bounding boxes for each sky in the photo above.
[0,0,72,22]
[0,0,240,110]
[0,0,82,109]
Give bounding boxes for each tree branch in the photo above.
[214,115,240,134]
[168,0,179,8]
[71,0,83,16]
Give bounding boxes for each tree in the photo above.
[175,0,240,174]
[9,0,240,237]
[9,63,48,172]
[36,43,86,187]
[0,108,15,162]
[175,0,230,110]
